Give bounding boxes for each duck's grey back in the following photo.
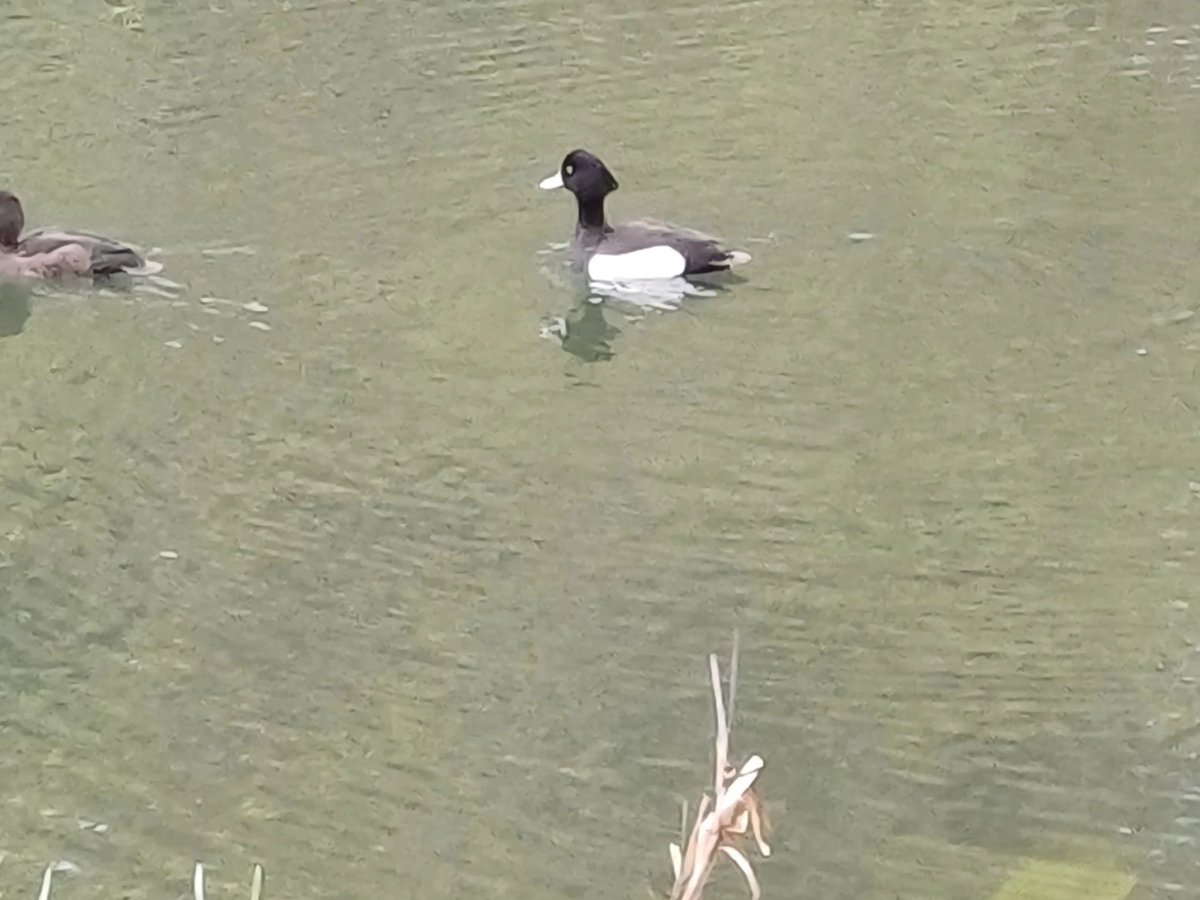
[607,218,741,275]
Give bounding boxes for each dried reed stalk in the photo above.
[667,635,771,900]
[32,861,264,900]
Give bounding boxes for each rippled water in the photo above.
[2,0,1200,897]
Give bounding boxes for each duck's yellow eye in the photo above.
[564,164,574,176]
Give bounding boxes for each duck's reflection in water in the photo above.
[587,275,720,311]
[540,274,742,362]
[0,280,32,338]
[540,298,620,363]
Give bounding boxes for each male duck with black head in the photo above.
[0,190,159,280]
[538,149,751,282]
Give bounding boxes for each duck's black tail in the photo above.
[89,245,150,276]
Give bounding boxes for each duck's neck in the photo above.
[575,195,608,232]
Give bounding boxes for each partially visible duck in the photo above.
[538,149,751,282]
[0,190,160,279]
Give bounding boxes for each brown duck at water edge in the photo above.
[0,190,161,280]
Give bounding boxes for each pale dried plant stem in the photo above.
[666,636,770,900]
[710,653,728,795]
[34,861,263,899]
[250,863,265,900]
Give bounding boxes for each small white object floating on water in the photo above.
[242,301,269,313]
[134,283,180,300]
[847,231,876,242]
[163,340,183,349]
[159,549,179,560]
[147,274,184,291]
[248,321,272,332]
[193,862,265,900]
[201,245,258,258]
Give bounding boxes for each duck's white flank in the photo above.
[587,245,687,281]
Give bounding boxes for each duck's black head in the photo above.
[539,150,619,229]
[552,150,618,200]
[0,192,23,250]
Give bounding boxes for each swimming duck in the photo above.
[0,190,159,279]
[538,149,751,281]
